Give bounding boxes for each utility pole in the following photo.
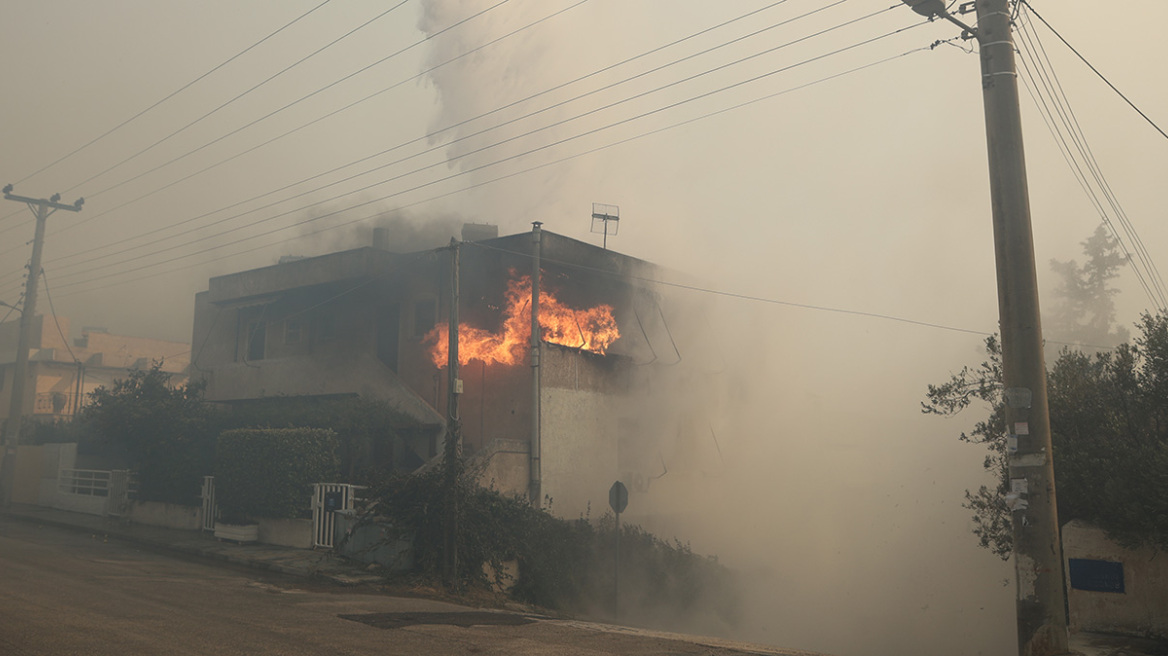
[529,221,542,508]
[899,3,1068,655]
[0,186,83,509]
[442,239,462,587]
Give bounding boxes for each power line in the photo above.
[1017,6,1167,307]
[0,0,816,268]
[45,40,935,300]
[41,269,82,365]
[464,240,993,336]
[11,0,588,256]
[1015,8,1167,311]
[24,17,927,297]
[3,7,918,297]
[2,0,336,198]
[0,292,22,324]
[58,0,517,214]
[57,0,415,197]
[1020,0,1168,143]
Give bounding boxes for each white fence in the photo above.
[200,476,216,531]
[54,468,135,516]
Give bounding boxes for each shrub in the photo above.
[366,462,740,627]
[81,363,213,505]
[215,428,339,522]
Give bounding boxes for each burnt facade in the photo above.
[191,229,668,516]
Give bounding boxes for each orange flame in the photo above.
[426,274,620,367]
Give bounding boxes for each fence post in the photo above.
[200,476,217,532]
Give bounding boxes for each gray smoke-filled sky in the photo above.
[2,1,1165,654]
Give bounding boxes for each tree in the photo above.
[1047,225,1129,350]
[82,363,213,505]
[924,316,1168,558]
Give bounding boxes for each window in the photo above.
[413,298,436,337]
[285,319,302,344]
[317,313,337,342]
[1068,559,1125,593]
[246,321,266,361]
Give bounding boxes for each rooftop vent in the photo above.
[461,223,498,242]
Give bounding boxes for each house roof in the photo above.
[204,229,659,304]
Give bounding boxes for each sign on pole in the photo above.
[608,481,628,514]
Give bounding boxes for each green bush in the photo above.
[366,462,739,627]
[82,363,214,505]
[219,396,412,480]
[215,428,339,522]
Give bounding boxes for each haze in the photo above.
[2,1,1165,654]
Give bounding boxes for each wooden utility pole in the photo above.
[898,2,1069,654]
[442,239,462,587]
[0,186,83,509]
[529,222,542,508]
[976,2,1069,652]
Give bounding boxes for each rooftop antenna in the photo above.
[591,202,620,250]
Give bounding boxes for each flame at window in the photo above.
[425,274,620,367]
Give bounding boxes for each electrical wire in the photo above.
[465,240,995,337]
[3,0,336,199]
[57,0,515,213]
[45,40,936,300]
[1018,7,1167,307]
[32,0,592,246]
[0,0,825,269]
[1020,0,1168,143]
[1015,7,1167,311]
[0,292,22,324]
[58,0,416,197]
[11,12,923,295]
[41,269,82,365]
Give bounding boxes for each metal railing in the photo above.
[312,483,365,549]
[58,469,111,497]
[200,476,217,531]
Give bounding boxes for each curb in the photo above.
[1,510,363,583]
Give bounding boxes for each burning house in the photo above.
[190,225,673,517]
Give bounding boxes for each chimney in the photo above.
[372,227,391,250]
[461,223,498,242]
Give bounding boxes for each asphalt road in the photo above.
[0,518,808,656]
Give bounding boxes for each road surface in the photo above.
[0,518,815,656]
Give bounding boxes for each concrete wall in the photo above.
[473,439,530,498]
[540,387,621,519]
[126,501,202,531]
[258,517,313,549]
[1063,519,1168,638]
[12,445,44,505]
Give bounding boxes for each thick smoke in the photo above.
[415,2,1016,654]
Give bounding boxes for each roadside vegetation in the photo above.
[924,229,1168,556]
[25,364,739,627]
[362,459,739,627]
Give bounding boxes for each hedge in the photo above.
[215,428,339,522]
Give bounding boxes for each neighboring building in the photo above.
[1062,519,1168,639]
[0,315,190,422]
[190,226,674,517]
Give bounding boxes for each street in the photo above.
[0,518,809,656]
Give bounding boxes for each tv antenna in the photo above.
[591,203,620,250]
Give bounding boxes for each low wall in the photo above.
[127,501,202,531]
[333,510,412,570]
[258,517,313,549]
[1063,519,1168,638]
[52,490,107,516]
[12,446,44,505]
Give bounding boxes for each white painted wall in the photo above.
[1063,519,1168,638]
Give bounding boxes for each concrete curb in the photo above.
[1,508,383,586]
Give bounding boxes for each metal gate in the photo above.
[200,475,217,531]
[312,483,359,548]
[105,470,133,517]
